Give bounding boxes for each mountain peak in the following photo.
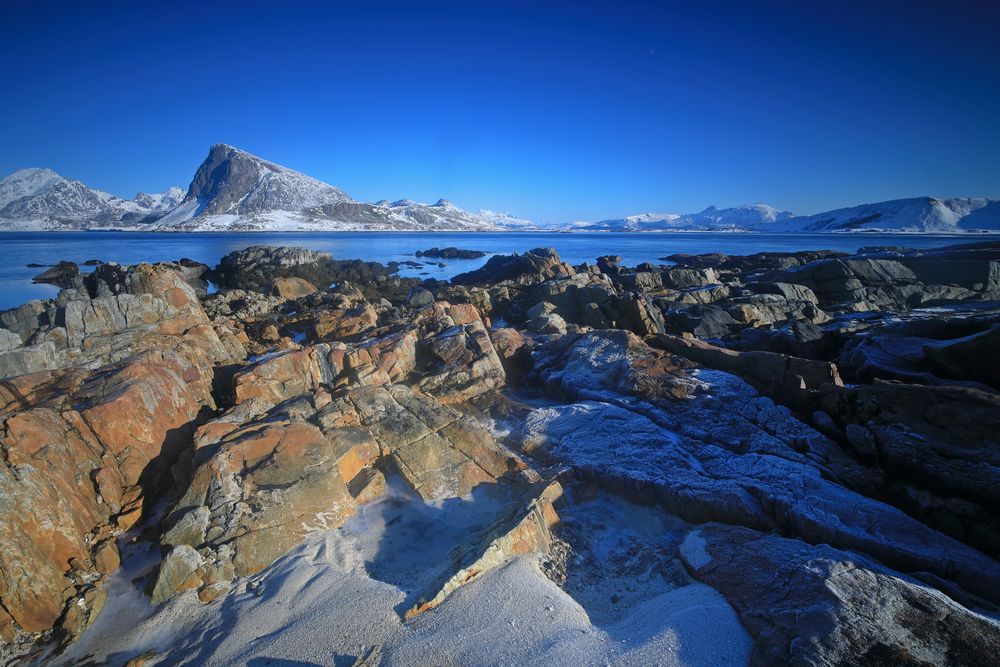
[184,144,352,216]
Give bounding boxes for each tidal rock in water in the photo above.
[452,247,574,286]
[31,260,81,288]
[416,247,486,259]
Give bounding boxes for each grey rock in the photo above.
[681,524,1000,667]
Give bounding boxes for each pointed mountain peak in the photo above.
[184,144,352,216]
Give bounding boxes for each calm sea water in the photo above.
[0,231,990,311]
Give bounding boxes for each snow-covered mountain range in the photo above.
[0,145,996,232]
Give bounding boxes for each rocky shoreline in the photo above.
[1,241,998,665]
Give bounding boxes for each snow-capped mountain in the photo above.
[146,145,524,231]
[132,187,185,212]
[581,204,792,231]
[0,168,184,230]
[759,197,1000,233]
[1,147,996,233]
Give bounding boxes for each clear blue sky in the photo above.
[1,0,998,222]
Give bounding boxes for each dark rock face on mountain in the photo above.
[185,144,351,216]
[1,241,999,664]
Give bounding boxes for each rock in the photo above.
[524,330,1000,604]
[432,285,493,317]
[490,327,532,381]
[0,329,22,352]
[270,276,318,299]
[820,379,1000,557]
[210,246,337,292]
[202,289,287,321]
[416,247,486,259]
[406,287,435,308]
[452,247,575,286]
[0,341,58,377]
[151,545,206,604]
[93,541,120,575]
[664,304,739,339]
[526,312,567,335]
[526,301,557,319]
[0,348,222,638]
[618,292,665,335]
[404,479,563,617]
[152,377,528,605]
[32,260,81,288]
[923,321,1000,389]
[681,524,1000,666]
[662,267,719,289]
[1,263,245,378]
[414,302,507,403]
[312,302,379,342]
[652,334,843,411]
[837,316,1000,389]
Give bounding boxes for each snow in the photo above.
[1,146,996,233]
[51,483,750,666]
[763,196,1000,233]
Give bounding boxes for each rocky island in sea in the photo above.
[0,241,998,665]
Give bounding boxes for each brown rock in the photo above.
[93,541,120,575]
[270,276,318,299]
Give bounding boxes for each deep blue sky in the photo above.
[2,1,998,222]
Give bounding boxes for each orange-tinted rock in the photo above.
[270,276,318,299]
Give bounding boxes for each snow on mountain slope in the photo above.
[180,144,352,218]
[684,203,794,228]
[582,204,791,231]
[147,146,519,231]
[132,186,185,212]
[0,168,184,230]
[1,147,996,233]
[761,197,999,233]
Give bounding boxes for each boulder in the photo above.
[270,276,318,299]
[681,524,1000,666]
[32,261,81,289]
[413,302,507,404]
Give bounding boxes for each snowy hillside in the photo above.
[761,197,1000,233]
[0,168,184,230]
[1,147,996,233]
[0,146,531,232]
[582,204,791,231]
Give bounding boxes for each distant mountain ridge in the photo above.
[0,147,996,232]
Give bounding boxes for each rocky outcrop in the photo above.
[209,245,403,299]
[0,262,245,378]
[0,348,222,644]
[452,247,574,286]
[681,525,1000,666]
[32,261,81,289]
[523,330,1000,604]
[416,247,486,259]
[652,334,842,411]
[152,380,531,603]
[4,241,1000,663]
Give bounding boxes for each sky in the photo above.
[1,0,998,222]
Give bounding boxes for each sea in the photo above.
[0,231,991,311]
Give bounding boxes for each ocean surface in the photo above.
[0,231,990,311]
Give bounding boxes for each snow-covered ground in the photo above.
[50,483,750,666]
